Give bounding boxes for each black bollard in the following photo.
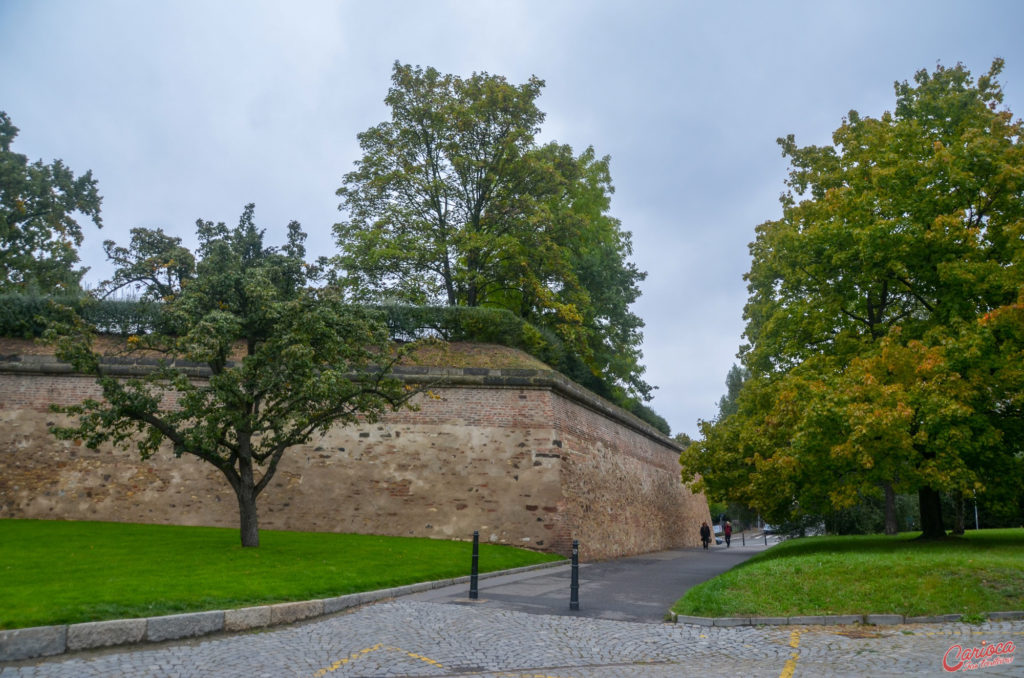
[569,539,580,611]
[742,530,745,546]
[469,531,479,600]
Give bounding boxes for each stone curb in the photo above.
[0,560,566,663]
[667,610,1024,628]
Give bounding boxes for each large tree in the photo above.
[334,62,650,402]
[48,205,415,547]
[682,60,1024,538]
[0,111,102,292]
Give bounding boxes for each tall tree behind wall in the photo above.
[334,62,651,404]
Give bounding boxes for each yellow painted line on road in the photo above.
[778,629,801,678]
[312,643,445,676]
[312,643,383,677]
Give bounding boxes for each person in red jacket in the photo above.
[724,521,732,548]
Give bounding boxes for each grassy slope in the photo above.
[0,519,562,629]
[673,529,1024,618]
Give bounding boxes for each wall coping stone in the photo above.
[0,353,679,450]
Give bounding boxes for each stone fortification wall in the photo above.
[0,346,710,559]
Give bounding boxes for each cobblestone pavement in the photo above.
[2,602,1022,678]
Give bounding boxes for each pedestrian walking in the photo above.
[699,521,711,550]
[724,521,732,548]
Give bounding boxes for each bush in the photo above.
[0,295,672,434]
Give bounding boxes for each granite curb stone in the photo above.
[268,600,323,626]
[866,614,906,625]
[223,606,271,632]
[66,619,146,651]
[0,626,66,662]
[145,611,224,643]
[0,558,565,662]
[750,616,790,626]
[825,614,864,625]
[712,617,750,627]
[787,615,827,625]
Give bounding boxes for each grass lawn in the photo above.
[674,529,1024,619]
[0,519,563,630]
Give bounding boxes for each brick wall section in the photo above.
[0,351,710,559]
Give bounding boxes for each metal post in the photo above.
[764,529,767,546]
[569,540,580,611]
[742,529,745,546]
[469,531,479,600]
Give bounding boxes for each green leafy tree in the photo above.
[716,364,749,420]
[682,60,1024,538]
[335,62,650,402]
[0,111,102,292]
[47,205,415,547]
[98,227,196,301]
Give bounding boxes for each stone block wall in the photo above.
[0,348,711,559]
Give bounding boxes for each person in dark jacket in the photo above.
[699,521,711,550]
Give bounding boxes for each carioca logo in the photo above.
[943,640,1016,672]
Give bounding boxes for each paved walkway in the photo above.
[408,539,768,622]
[2,538,1022,677]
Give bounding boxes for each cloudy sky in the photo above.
[2,1,1022,437]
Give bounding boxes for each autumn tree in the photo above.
[682,60,1024,538]
[0,111,102,292]
[48,205,414,547]
[334,62,650,403]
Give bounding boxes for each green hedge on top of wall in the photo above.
[0,294,670,435]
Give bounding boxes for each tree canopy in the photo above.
[681,60,1024,537]
[48,205,415,547]
[0,111,102,293]
[334,62,651,404]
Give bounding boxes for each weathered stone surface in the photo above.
[788,616,826,625]
[988,610,1024,620]
[675,615,715,626]
[67,618,145,650]
[323,593,366,615]
[0,340,709,560]
[712,617,750,627]
[750,616,789,626]
[824,615,864,625]
[268,600,324,625]
[224,606,271,632]
[865,614,905,625]
[146,611,223,642]
[0,625,67,661]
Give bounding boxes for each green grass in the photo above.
[0,519,563,629]
[673,529,1024,618]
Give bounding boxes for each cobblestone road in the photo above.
[2,601,1022,678]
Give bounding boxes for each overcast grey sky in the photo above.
[2,1,1022,438]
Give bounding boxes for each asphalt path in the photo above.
[409,537,773,622]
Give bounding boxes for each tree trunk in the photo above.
[883,482,898,535]
[236,450,260,547]
[917,486,946,539]
[237,485,260,547]
[952,491,965,536]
